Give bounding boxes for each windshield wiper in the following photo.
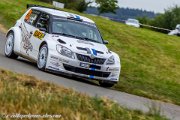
[81,37,100,43]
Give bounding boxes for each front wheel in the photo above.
[4,32,18,59]
[99,81,115,88]
[37,44,48,71]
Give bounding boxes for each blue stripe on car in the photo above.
[90,68,95,71]
[89,75,94,79]
[75,15,81,20]
[92,49,97,56]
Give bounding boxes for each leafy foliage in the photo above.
[137,16,150,25]
[95,0,118,14]
[138,5,180,31]
[76,0,92,12]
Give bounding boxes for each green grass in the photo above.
[0,69,167,120]
[0,0,180,105]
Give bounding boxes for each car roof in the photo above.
[31,7,95,23]
[127,19,138,21]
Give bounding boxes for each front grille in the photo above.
[63,64,110,78]
[76,53,106,65]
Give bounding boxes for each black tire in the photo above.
[99,81,115,88]
[4,32,18,59]
[37,44,48,71]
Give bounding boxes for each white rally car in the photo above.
[125,19,140,28]
[168,24,180,36]
[4,5,121,87]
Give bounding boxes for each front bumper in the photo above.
[46,50,120,82]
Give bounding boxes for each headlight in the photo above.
[56,45,75,59]
[106,55,115,65]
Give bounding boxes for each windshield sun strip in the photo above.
[53,17,96,28]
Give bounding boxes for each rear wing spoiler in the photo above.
[27,4,58,10]
[27,4,41,9]
[27,4,54,9]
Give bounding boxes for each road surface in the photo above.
[0,31,180,120]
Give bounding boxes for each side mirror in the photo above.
[39,27,47,32]
[103,40,109,44]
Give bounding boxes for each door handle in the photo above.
[30,31,33,34]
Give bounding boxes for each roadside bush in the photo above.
[138,5,180,33]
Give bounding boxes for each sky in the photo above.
[118,0,180,13]
[89,0,180,13]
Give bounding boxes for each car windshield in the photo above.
[52,18,103,44]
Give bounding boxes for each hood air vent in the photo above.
[57,39,66,44]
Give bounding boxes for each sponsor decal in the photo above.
[59,58,69,63]
[109,68,119,72]
[33,30,45,40]
[20,23,33,55]
[48,66,59,71]
[106,67,119,72]
[50,56,59,60]
[110,73,118,77]
[50,61,61,67]
[110,78,117,81]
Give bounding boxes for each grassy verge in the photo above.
[0,0,180,105]
[0,69,167,120]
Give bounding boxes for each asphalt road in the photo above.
[0,31,180,120]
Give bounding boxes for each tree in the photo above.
[137,16,150,25]
[62,0,91,12]
[95,0,118,14]
[151,5,180,30]
[76,0,92,12]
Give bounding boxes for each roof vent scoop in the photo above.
[67,14,83,22]
[57,39,66,44]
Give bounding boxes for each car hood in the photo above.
[51,35,112,58]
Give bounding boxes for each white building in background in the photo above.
[53,1,65,9]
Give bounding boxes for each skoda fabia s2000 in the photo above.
[4,5,121,87]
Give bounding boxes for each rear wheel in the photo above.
[4,32,18,59]
[99,81,115,88]
[37,44,48,71]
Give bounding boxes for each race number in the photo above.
[33,30,45,40]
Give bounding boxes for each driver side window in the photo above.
[36,13,50,32]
